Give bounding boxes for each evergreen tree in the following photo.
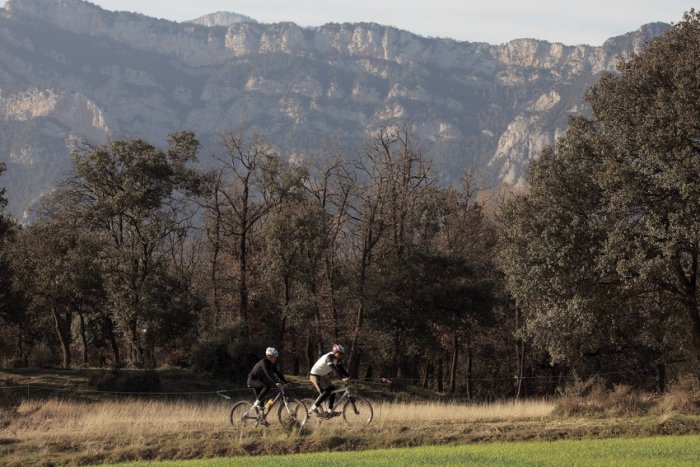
[500,11,700,385]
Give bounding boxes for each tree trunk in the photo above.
[437,358,444,393]
[349,245,372,378]
[17,327,22,361]
[688,301,700,357]
[309,277,325,355]
[657,361,666,393]
[305,331,314,376]
[466,347,473,401]
[79,313,88,367]
[59,331,71,369]
[515,339,526,400]
[348,301,365,378]
[106,317,121,368]
[239,231,249,335]
[52,306,72,369]
[393,334,403,378]
[18,327,26,365]
[238,179,251,336]
[128,318,143,368]
[423,360,433,389]
[316,339,323,361]
[514,305,525,400]
[278,275,291,346]
[675,248,700,356]
[324,255,340,340]
[449,333,459,394]
[210,182,223,320]
[349,350,361,379]
[149,340,156,368]
[278,314,288,348]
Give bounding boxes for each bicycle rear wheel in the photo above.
[278,398,308,429]
[342,397,373,425]
[230,400,256,427]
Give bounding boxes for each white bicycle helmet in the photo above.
[265,347,279,357]
[332,343,345,354]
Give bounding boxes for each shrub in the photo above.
[2,356,27,368]
[655,375,700,415]
[190,339,233,377]
[190,326,263,381]
[28,342,59,368]
[604,384,655,416]
[553,376,654,417]
[0,384,21,429]
[0,388,21,411]
[553,376,606,417]
[90,369,161,392]
[160,348,190,368]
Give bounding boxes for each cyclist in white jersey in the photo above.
[308,343,350,418]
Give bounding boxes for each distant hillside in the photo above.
[187,11,258,27]
[0,0,670,220]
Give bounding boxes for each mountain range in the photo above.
[0,0,670,219]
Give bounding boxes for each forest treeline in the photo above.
[1,11,699,399]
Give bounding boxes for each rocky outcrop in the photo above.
[4,0,657,71]
[188,11,257,27]
[0,0,671,219]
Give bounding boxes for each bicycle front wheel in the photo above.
[230,400,256,427]
[342,397,373,425]
[277,398,308,429]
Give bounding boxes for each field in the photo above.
[113,435,700,466]
[1,397,556,465]
[1,369,700,466]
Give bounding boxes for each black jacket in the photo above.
[247,358,287,386]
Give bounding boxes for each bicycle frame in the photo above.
[305,382,373,424]
[224,385,308,428]
[325,386,350,409]
[254,387,287,417]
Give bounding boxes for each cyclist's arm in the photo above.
[335,363,350,379]
[327,359,350,379]
[272,365,288,384]
[260,360,279,386]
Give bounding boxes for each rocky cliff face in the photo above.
[0,0,670,219]
[188,11,257,27]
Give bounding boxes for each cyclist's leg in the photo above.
[326,384,338,411]
[314,387,332,406]
[248,379,269,408]
[310,375,331,412]
[257,385,270,404]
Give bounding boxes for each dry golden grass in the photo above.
[7,399,227,441]
[373,399,554,424]
[4,397,553,442]
[0,397,553,463]
[1,395,698,466]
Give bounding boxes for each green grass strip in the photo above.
[113,434,700,466]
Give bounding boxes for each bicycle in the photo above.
[302,382,374,425]
[218,384,308,430]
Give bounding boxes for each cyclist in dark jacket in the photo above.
[247,347,288,410]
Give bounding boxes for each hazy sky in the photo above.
[6,1,697,45]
